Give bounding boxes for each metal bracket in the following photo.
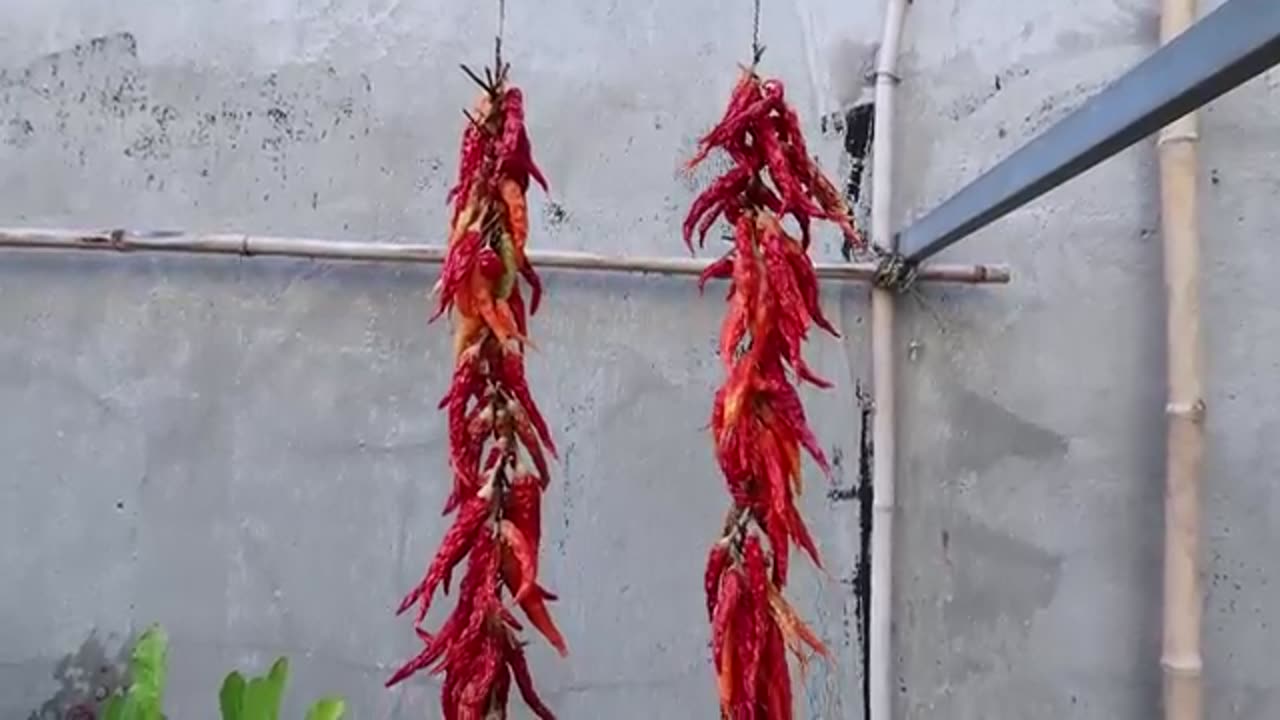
[871,251,919,293]
[896,0,1280,264]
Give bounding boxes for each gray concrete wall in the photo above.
[0,1,1275,718]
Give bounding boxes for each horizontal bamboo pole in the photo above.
[0,227,1011,285]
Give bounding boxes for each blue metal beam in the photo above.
[897,0,1280,264]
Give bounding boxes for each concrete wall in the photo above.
[0,1,1275,718]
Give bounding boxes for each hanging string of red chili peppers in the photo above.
[683,7,865,717]
[386,33,566,720]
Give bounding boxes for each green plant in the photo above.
[219,657,346,720]
[102,624,168,720]
[100,624,345,720]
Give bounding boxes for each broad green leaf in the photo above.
[264,657,289,712]
[131,625,168,691]
[243,658,288,720]
[304,697,346,720]
[242,677,272,720]
[129,624,168,719]
[102,694,124,720]
[219,670,247,720]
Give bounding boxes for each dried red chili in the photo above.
[685,62,858,719]
[387,61,565,720]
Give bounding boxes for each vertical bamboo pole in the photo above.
[869,0,909,717]
[1158,0,1205,718]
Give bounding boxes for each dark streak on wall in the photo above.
[844,102,875,206]
[853,380,874,719]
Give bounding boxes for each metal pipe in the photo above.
[0,227,1011,284]
[897,0,1280,264]
[869,0,909,716]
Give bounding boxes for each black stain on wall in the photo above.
[852,381,874,719]
[829,380,875,718]
[27,631,127,720]
[844,102,875,206]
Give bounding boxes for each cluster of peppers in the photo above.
[685,64,865,719]
[387,63,566,720]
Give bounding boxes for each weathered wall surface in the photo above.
[0,1,1275,718]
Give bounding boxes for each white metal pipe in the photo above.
[869,0,909,718]
[0,227,1010,284]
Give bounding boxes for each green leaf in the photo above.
[242,678,270,720]
[242,657,288,720]
[304,697,346,720]
[219,670,246,720]
[102,694,124,720]
[265,657,289,702]
[111,624,168,720]
[132,625,168,685]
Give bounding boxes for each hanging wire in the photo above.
[495,0,506,71]
[751,0,765,66]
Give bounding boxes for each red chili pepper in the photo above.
[517,129,550,194]
[776,105,811,181]
[698,252,736,295]
[761,510,790,586]
[761,620,792,719]
[705,542,731,620]
[508,283,529,337]
[695,196,734,247]
[688,81,783,170]
[683,63,854,719]
[393,72,563,720]
[738,537,769,711]
[432,229,485,322]
[781,243,838,337]
[759,376,829,477]
[518,259,543,316]
[440,666,463,720]
[493,656,513,713]
[804,155,864,252]
[754,119,824,222]
[448,121,489,219]
[683,164,754,251]
[497,347,557,456]
[785,504,822,571]
[388,534,494,687]
[509,581,568,657]
[458,638,502,716]
[717,68,763,132]
[712,569,743,708]
[397,495,490,622]
[761,236,812,367]
[496,89,550,195]
[497,88,525,158]
[506,634,557,720]
[509,401,553,487]
[477,246,505,282]
[498,519,537,603]
[504,474,544,549]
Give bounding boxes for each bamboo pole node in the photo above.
[1165,400,1207,422]
[1161,654,1204,674]
[1157,130,1201,146]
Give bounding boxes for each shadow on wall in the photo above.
[27,632,128,720]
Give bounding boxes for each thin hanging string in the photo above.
[495,0,506,73]
[751,0,765,66]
